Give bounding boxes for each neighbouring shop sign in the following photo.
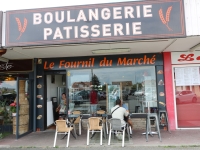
[6,0,185,47]
[171,52,200,64]
[0,59,33,72]
[42,53,163,70]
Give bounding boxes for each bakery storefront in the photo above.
[4,0,185,132]
[171,52,200,129]
[37,53,165,129]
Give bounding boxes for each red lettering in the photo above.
[196,56,200,60]
[59,60,65,68]
[44,61,49,69]
[44,61,54,69]
[49,62,54,69]
[178,54,194,61]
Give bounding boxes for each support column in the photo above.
[163,52,176,130]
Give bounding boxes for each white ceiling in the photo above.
[2,36,200,60]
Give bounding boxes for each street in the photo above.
[1,146,200,150]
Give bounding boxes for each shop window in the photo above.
[67,66,157,114]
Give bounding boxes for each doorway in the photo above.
[173,66,200,128]
[45,73,66,128]
[0,75,33,139]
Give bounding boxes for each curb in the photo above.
[0,145,10,148]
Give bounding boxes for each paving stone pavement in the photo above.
[1,147,200,150]
[1,129,200,149]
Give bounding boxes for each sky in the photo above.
[0,81,16,89]
[0,0,138,11]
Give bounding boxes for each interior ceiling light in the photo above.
[4,77,15,81]
[92,48,130,54]
[189,43,200,52]
[0,57,9,62]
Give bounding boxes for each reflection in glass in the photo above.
[6,106,10,112]
[68,69,91,113]
[0,81,17,126]
[174,66,200,128]
[67,66,157,114]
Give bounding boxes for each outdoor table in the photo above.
[81,114,92,119]
[140,100,158,135]
[68,114,80,122]
[101,114,107,118]
[130,113,148,141]
[98,114,108,138]
[61,114,80,139]
[68,114,80,138]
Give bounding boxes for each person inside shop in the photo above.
[56,93,67,120]
[90,89,98,116]
[111,99,133,129]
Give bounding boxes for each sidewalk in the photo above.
[0,128,200,148]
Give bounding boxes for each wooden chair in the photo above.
[96,110,108,134]
[72,110,82,135]
[53,120,73,147]
[96,110,105,115]
[87,117,103,145]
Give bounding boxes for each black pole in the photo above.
[16,77,19,139]
[33,58,37,132]
[65,70,69,119]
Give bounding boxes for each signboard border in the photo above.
[5,0,186,47]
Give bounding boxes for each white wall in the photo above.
[46,75,63,101]
[46,75,63,126]
[184,0,200,36]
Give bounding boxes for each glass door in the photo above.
[15,78,33,139]
[174,66,200,128]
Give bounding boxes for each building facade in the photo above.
[3,0,200,138]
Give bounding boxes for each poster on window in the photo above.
[144,76,157,107]
[175,67,200,86]
[107,85,120,113]
[144,76,153,101]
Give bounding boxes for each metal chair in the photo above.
[72,110,82,135]
[53,120,73,147]
[87,117,103,145]
[108,118,130,147]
